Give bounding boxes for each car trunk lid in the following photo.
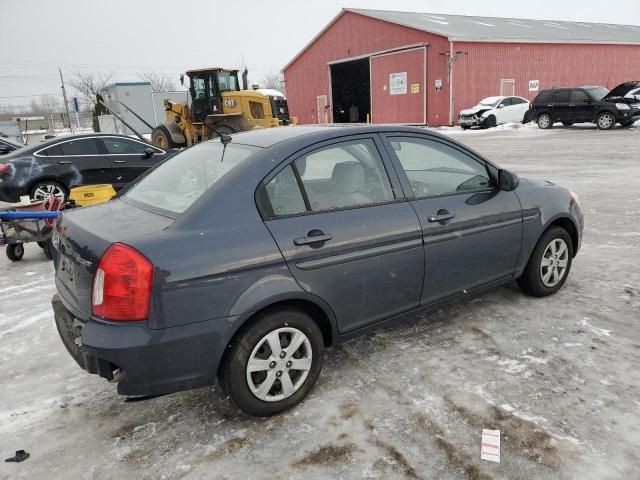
[53,199,174,318]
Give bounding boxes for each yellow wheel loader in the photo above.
[151,68,296,148]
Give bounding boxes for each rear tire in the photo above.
[221,307,324,416]
[537,113,553,129]
[6,243,24,262]
[151,125,178,149]
[517,226,573,297]
[596,112,615,130]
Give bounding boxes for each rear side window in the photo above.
[534,91,552,104]
[59,139,100,155]
[295,139,394,212]
[264,166,306,216]
[390,137,491,197]
[125,142,259,214]
[499,98,513,107]
[551,91,571,104]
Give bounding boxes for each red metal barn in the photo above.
[283,9,640,126]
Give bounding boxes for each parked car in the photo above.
[528,85,640,130]
[458,96,530,129]
[0,136,25,156]
[0,134,174,203]
[52,126,583,416]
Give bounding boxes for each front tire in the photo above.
[221,307,324,416]
[484,115,497,128]
[517,226,573,297]
[6,243,24,262]
[596,112,615,130]
[537,113,553,129]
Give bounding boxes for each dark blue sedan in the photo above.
[51,126,583,416]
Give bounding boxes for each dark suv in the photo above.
[528,85,640,130]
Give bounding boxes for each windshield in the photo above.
[125,142,260,214]
[479,97,502,107]
[585,87,609,101]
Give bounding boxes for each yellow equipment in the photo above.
[69,184,116,207]
[151,68,297,148]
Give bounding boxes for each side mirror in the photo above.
[142,147,155,159]
[498,169,519,191]
[497,104,504,109]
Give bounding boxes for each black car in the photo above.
[51,126,583,416]
[0,134,174,202]
[0,136,25,156]
[528,84,640,130]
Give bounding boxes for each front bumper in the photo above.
[52,294,237,396]
[458,115,483,127]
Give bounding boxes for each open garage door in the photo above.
[370,47,426,124]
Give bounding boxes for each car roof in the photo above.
[216,124,451,149]
[23,133,148,151]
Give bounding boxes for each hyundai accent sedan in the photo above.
[52,126,583,416]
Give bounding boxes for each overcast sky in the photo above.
[1,0,640,109]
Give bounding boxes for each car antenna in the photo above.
[203,122,232,145]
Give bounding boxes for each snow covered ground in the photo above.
[1,124,640,479]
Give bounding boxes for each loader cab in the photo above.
[187,68,240,122]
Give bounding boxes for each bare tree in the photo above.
[68,71,114,109]
[138,71,178,92]
[260,71,283,91]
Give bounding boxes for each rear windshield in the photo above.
[125,141,260,214]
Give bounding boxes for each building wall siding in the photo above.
[452,42,640,119]
[284,11,450,126]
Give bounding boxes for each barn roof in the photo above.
[347,8,640,45]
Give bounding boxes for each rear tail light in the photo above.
[0,164,10,176]
[92,243,153,321]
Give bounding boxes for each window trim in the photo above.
[34,136,165,158]
[380,133,497,201]
[257,135,404,221]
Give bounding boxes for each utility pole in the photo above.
[58,67,74,133]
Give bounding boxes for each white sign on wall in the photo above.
[529,80,540,92]
[389,72,408,95]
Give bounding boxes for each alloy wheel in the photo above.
[540,238,569,287]
[597,113,614,130]
[32,183,65,202]
[246,327,313,402]
[538,114,551,129]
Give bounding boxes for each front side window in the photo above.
[59,139,100,156]
[217,71,238,92]
[499,98,513,107]
[102,138,152,154]
[584,86,609,101]
[294,139,394,212]
[571,90,590,104]
[390,137,491,198]
[191,76,206,99]
[125,142,259,214]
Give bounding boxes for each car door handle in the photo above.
[294,231,333,246]
[113,160,127,163]
[58,161,72,165]
[427,210,456,223]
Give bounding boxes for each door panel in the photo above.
[265,203,424,333]
[54,138,111,187]
[370,47,425,124]
[412,192,522,304]
[262,136,424,333]
[569,90,595,123]
[100,137,164,188]
[382,134,523,305]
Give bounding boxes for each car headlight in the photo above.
[615,103,631,110]
[570,190,581,207]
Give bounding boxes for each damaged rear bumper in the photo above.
[52,293,235,397]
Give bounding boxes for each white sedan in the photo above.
[458,96,530,129]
